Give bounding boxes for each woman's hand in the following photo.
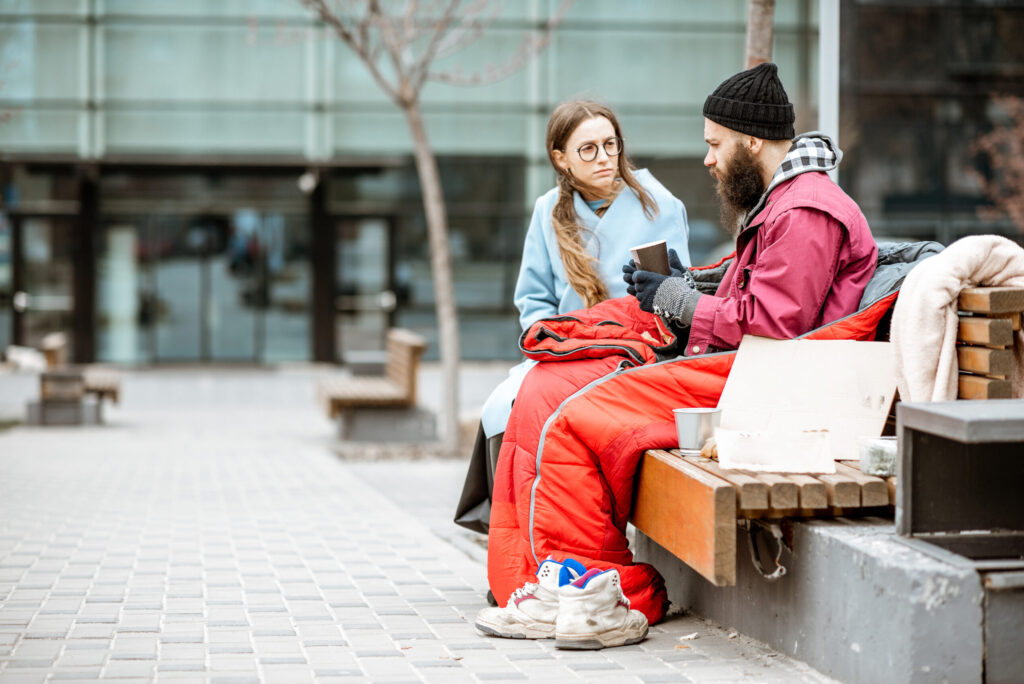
[622,259,639,295]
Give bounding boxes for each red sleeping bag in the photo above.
[487,291,898,625]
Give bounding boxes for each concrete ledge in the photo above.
[337,406,437,442]
[636,518,984,684]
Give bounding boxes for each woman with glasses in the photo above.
[515,100,691,330]
[459,101,691,532]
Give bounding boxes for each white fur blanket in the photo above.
[891,235,1024,402]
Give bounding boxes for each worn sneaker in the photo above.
[475,557,586,639]
[555,568,649,649]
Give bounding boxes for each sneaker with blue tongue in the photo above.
[475,557,586,639]
[555,568,648,649]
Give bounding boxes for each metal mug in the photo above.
[673,407,722,454]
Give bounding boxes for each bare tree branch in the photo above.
[300,0,401,101]
[398,0,421,46]
[427,0,575,87]
[295,0,571,451]
[408,0,463,94]
[431,0,496,60]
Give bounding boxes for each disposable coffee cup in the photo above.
[630,239,671,275]
[673,407,722,455]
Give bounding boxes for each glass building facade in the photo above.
[4,1,1018,364]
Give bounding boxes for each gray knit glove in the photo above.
[690,258,733,295]
[631,270,702,327]
[652,276,702,327]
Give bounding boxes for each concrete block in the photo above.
[636,518,984,684]
[26,398,101,426]
[985,571,1024,684]
[337,406,436,442]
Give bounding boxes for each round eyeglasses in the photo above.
[576,136,622,162]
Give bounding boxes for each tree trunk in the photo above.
[745,0,776,69]
[404,103,461,453]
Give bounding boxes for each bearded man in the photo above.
[625,62,877,354]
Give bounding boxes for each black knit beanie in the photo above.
[702,62,795,140]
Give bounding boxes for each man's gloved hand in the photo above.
[689,257,733,295]
[630,269,669,313]
[629,270,703,327]
[624,249,696,292]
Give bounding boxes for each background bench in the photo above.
[319,329,433,440]
[83,367,121,405]
[30,333,121,424]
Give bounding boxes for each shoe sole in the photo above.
[554,624,649,650]
[475,618,555,640]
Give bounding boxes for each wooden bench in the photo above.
[319,328,427,420]
[40,332,69,369]
[631,285,1024,586]
[38,331,122,408]
[83,367,122,405]
[632,449,893,586]
[956,286,1024,399]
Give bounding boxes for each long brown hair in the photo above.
[546,100,657,308]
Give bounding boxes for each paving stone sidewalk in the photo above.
[0,368,836,683]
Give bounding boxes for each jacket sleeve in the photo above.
[686,208,846,354]
[514,200,561,330]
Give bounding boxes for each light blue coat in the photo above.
[513,168,691,330]
[482,170,691,439]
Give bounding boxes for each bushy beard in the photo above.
[713,144,766,236]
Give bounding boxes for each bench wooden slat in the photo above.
[886,476,898,505]
[957,346,1014,377]
[633,450,736,587]
[748,472,799,510]
[815,471,861,508]
[958,374,1012,400]
[958,286,1024,314]
[998,312,1022,331]
[957,315,1013,347]
[786,474,829,510]
[833,462,890,507]
[680,454,769,511]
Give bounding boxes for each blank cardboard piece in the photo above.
[716,336,896,472]
[715,427,834,473]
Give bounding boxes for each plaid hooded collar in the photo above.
[742,131,843,227]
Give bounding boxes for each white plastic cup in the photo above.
[673,407,722,454]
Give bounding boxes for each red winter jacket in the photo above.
[488,292,897,625]
[688,172,877,355]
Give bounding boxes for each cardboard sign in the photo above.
[715,336,896,472]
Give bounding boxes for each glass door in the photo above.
[99,172,312,364]
[11,215,75,355]
[336,217,394,360]
[104,213,260,363]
